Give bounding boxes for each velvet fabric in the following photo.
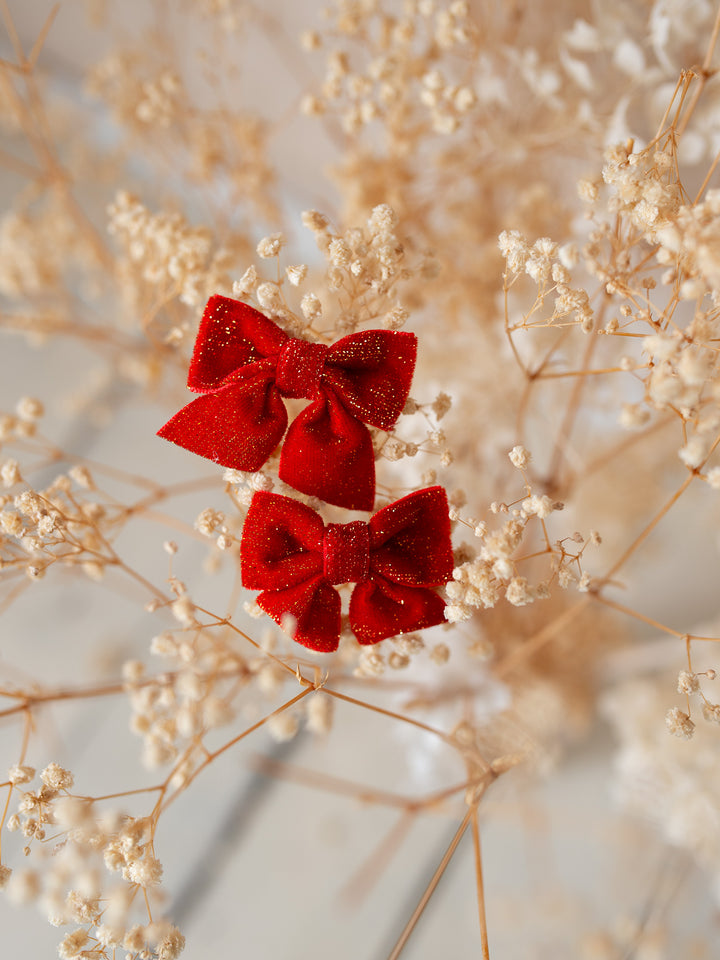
[240,487,454,652]
[157,295,417,510]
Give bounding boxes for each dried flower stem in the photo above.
[471,808,490,960]
[386,806,475,960]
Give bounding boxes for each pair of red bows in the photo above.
[158,295,454,650]
[158,295,416,511]
[241,487,454,652]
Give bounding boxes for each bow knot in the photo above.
[157,296,417,510]
[275,337,328,398]
[240,486,453,652]
[323,521,370,584]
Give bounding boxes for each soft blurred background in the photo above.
[3,1,720,958]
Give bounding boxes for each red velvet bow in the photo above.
[240,486,453,652]
[157,295,417,510]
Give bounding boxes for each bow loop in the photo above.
[240,491,324,591]
[240,488,452,651]
[324,329,417,430]
[187,296,287,392]
[369,486,454,585]
[156,364,287,472]
[275,338,329,398]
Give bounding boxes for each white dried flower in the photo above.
[677,671,700,695]
[68,465,93,489]
[8,764,35,785]
[508,445,531,469]
[368,203,397,234]
[286,264,308,286]
[256,233,285,258]
[300,293,322,320]
[58,928,89,959]
[125,855,163,887]
[256,281,282,310]
[195,508,224,536]
[233,265,259,296]
[40,762,74,790]
[122,659,145,683]
[702,702,720,723]
[16,397,43,420]
[619,403,651,430]
[706,467,720,490]
[506,577,533,606]
[268,711,299,742]
[558,243,578,269]
[53,796,92,829]
[431,393,452,420]
[0,511,22,536]
[1,459,21,488]
[388,651,410,669]
[155,925,186,960]
[7,868,40,903]
[522,494,555,519]
[355,648,385,677]
[384,306,408,329]
[383,437,406,461]
[302,210,330,233]
[306,694,334,734]
[328,238,352,265]
[665,707,695,739]
[679,435,708,469]
[445,603,471,622]
[247,471,274,492]
[171,596,195,626]
[430,643,450,664]
[498,229,529,273]
[578,178,599,203]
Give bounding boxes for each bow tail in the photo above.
[157,375,287,471]
[349,576,447,644]
[279,393,375,511]
[258,577,342,652]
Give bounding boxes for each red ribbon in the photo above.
[157,295,417,510]
[240,487,454,652]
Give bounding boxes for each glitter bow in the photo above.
[157,295,417,510]
[240,486,454,652]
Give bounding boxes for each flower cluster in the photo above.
[3,763,184,959]
[302,0,477,136]
[446,456,599,623]
[107,191,240,311]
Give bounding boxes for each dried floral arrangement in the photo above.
[3,0,720,957]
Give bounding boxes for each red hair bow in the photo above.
[240,486,453,652]
[157,295,417,510]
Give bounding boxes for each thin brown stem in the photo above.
[157,688,313,816]
[676,2,720,137]
[28,4,60,67]
[323,688,453,744]
[471,808,490,960]
[546,305,604,489]
[341,810,416,905]
[386,807,474,960]
[494,598,590,679]
[600,472,694,582]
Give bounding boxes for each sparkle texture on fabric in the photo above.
[157,295,417,510]
[240,487,454,652]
